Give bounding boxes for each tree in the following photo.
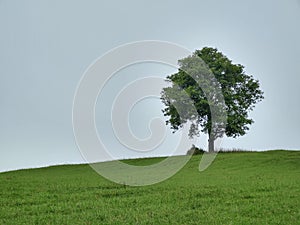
[161,47,264,152]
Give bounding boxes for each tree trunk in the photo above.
[208,134,214,153]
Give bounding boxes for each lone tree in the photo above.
[161,47,264,152]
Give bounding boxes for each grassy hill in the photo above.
[0,150,299,224]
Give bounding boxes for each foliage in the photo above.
[161,47,264,151]
[186,144,205,155]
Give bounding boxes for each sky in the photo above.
[1,0,300,172]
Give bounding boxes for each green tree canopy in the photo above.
[161,47,264,152]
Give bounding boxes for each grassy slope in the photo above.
[0,151,299,224]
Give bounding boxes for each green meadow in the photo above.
[0,150,299,224]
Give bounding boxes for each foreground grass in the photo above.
[0,150,299,224]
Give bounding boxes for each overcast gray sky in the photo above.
[1,0,300,172]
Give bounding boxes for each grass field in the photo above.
[0,150,299,224]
